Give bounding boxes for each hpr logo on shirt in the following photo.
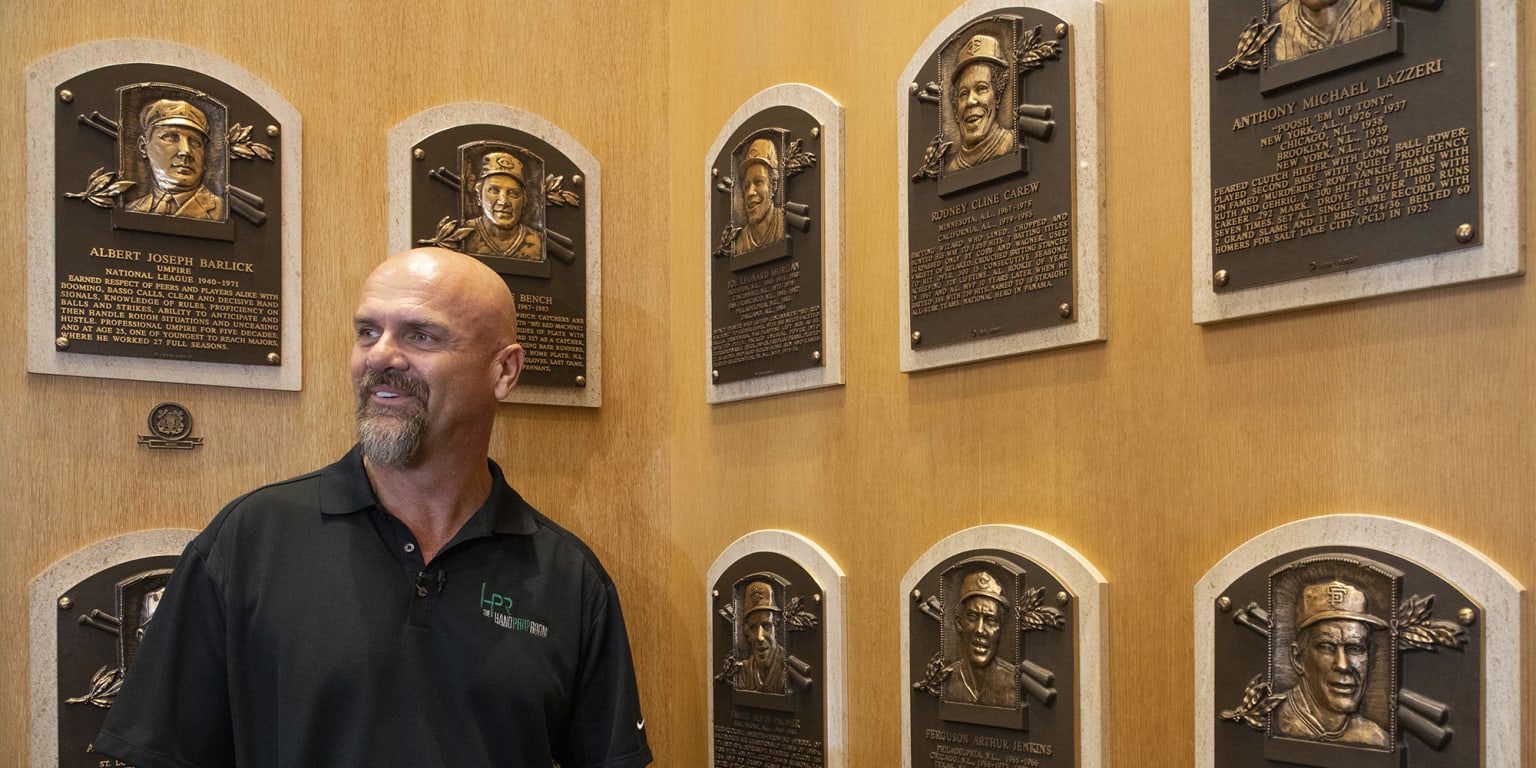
[479,582,549,637]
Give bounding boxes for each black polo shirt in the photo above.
[96,446,652,768]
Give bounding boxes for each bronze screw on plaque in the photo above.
[55,336,70,350]
[59,89,73,103]
[1455,223,1475,243]
[266,353,281,365]
[1213,269,1230,288]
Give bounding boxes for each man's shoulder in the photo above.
[194,454,353,549]
[516,499,617,588]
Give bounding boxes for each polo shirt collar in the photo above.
[318,445,539,536]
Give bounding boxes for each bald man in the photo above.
[97,249,653,768]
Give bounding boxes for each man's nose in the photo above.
[366,331,408,369]
[1331,647,1351,671]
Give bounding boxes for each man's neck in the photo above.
[364,450,493,563]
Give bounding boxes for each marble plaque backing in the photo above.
[1194,515,1525,768]
[30,529,196,768]
[26,40,303,391]
[705,84,844,403]
[1190,0,1522,322]
[901,525,1107,768]
[707,530,847,768]
[898,0,1105,373]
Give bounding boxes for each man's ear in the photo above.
[492,343,524,400]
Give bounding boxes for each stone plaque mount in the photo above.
[898,0,1105,373]
[26,40,303,391]
[705,84,844,404]
[1195,515,1525,768]
[707,530,847,768]
[1190,0,1522,322]
[901,524,1107,768]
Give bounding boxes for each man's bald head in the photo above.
[362,248,519,348]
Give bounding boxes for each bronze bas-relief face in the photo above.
[952,61,1001,151]
[741,163,775,227]
[1291,618,1372,715]
[478,173,527,230]
[743,609,779,665]
[955,594,1004,668]
[140,123,207,194]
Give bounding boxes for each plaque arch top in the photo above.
[1194,514,1525,768]
[29,528,198,768]
[706,529,848,768]
[900,524,1108,768]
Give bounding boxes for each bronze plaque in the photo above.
[708,106,825,385]
[51,65,285,365]
[1213,547,1481,767]
[909,550,1074,767]
[55,556,177,766]
[411,126,591,390]
[906,9,1077,350]
[711,552,827,767]
[1205,0,1480,290]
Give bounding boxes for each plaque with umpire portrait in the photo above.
[708,530,847,768]
[27,40,303,390]
[1191,0,1522,322]
[902,525,1107,768]
[391,103,601,408]
[706,85,844,403]
[899,0,1104,373]
[1196,515,1525,768]
[29,529,196,768]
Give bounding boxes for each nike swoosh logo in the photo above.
[636,716,645,730]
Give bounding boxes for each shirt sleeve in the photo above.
[94,540,235,768]
[556,582,654,768]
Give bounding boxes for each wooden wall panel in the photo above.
[664,1,1534,766]
[2,0,1531,765]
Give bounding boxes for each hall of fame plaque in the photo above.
[706,84,844,403]
[708,531,846,768]
[1192,0,1522,322]
[30,530,196,768]
[902,525,1107,768]
[390,103,601,408]
[27,40,302,390]
[899,0,1104,373]
[1196,515,1524,768]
